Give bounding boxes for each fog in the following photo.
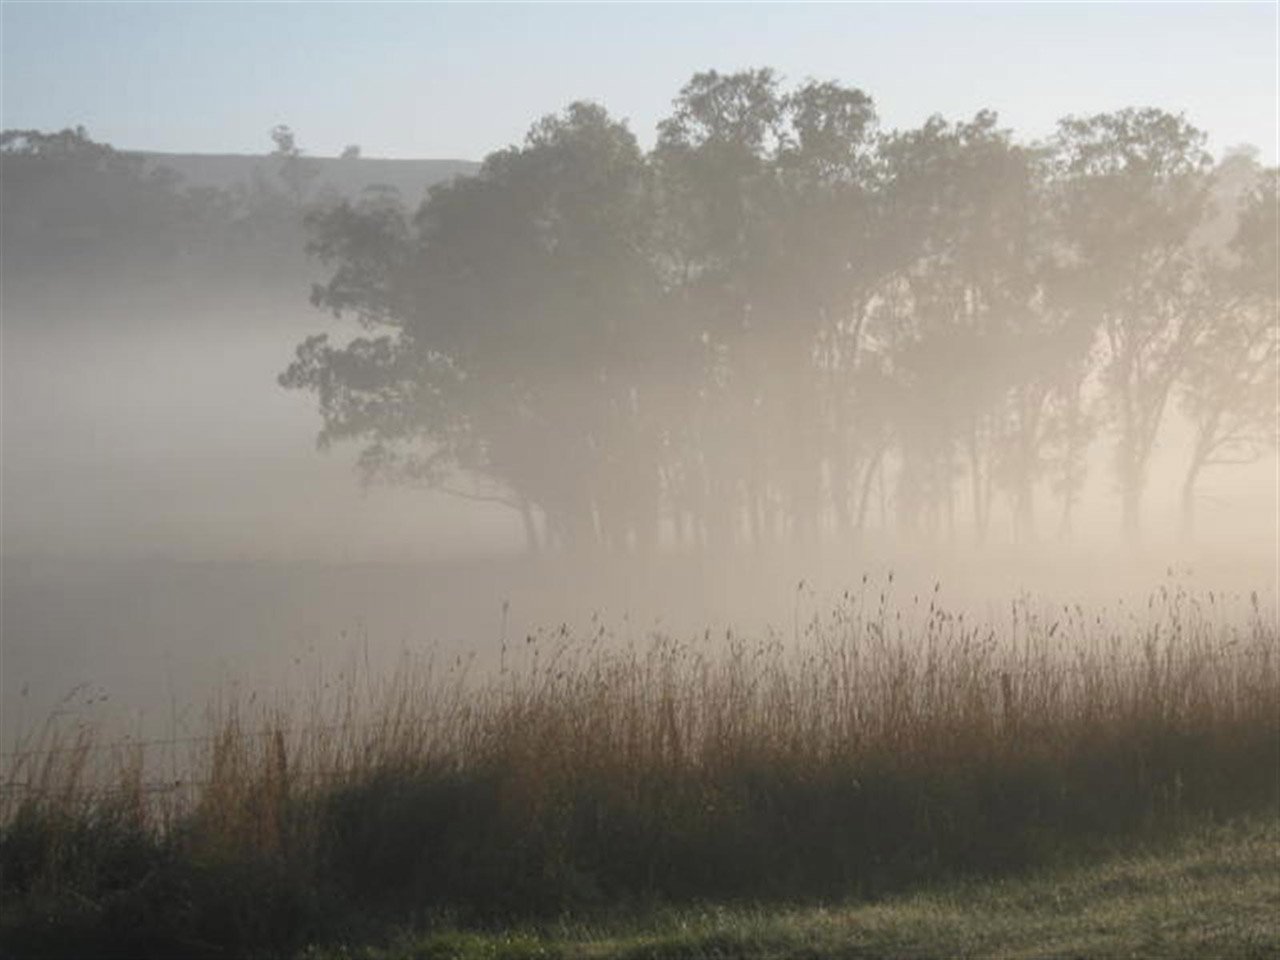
[5,293,1271,566]
[2,74,1276,745]
[2,298,514,563]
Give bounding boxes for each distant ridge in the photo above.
[133,151,480,204]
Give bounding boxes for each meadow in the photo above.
[2,579,1276,958]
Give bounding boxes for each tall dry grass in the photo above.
[2,581,1276,957]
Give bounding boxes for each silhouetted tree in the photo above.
[653,71,883,547]
[1178,166,1278,536]
[281,74,1271,554]
[871,112,1053,543]
[283,103,666,555]
[1053,109,1214,541]
[269,124,319,204]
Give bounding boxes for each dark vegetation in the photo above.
[2,585,1275,957]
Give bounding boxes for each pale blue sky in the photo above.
[2,2,1276,162]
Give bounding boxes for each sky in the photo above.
[1,1,1276,163]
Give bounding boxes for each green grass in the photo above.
[307,814,1279,960]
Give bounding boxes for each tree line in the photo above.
[1,124,330,287]
[4,73,1272,555]
[284,71,1276,554]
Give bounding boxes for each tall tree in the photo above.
[282,103,665,554]
[1178,167,1278,536]
[651,69,787,549]
[653,71,884,547]
[279,75,1267,556]
[871,112,1052,542]
[1052,109,1214,541]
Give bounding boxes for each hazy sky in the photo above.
[2,2,1275,162]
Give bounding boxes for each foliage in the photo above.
[279,74,1277,551]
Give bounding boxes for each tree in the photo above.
[1178,167,1278,537]
[269,124,319,204]
[870,111,1056,543]
[652,71,882,547]
[1052,109,1214,541]
[281,73,1268,556]
[282,103,666,555]
[0,126,229,279]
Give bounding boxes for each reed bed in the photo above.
[2,581,1276,958]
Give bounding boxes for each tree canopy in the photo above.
[280,72,1275,553]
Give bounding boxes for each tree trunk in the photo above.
[853,445,887,536]
[1180,464,1199,542]
[1120,469,1142,544]
[968,431,989,545]
[1013,478,1035,546]
[519,497,541,556]
[1180,411,1222,543]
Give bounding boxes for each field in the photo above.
[2,581,1276,958]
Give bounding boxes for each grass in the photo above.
[1,580,1276,958]
[305,813,1279,959]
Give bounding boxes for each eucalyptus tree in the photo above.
[281,103,666,554]
[1051,109,1214,541]
[1039,347,1101,539]
[1178,167,1278,536]
[0,126,214,278]
[871,111,1053,542]
[650,69,787,549]
[268,124,320,205]
[774,79,882,541]
[653,70,884,547]
[279,76,1264,556]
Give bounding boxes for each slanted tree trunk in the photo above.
[1179,465,1200,542]
[1180,406,1223,542]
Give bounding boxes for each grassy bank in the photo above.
[304,813,1280,959]
[2,584,1276,957]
